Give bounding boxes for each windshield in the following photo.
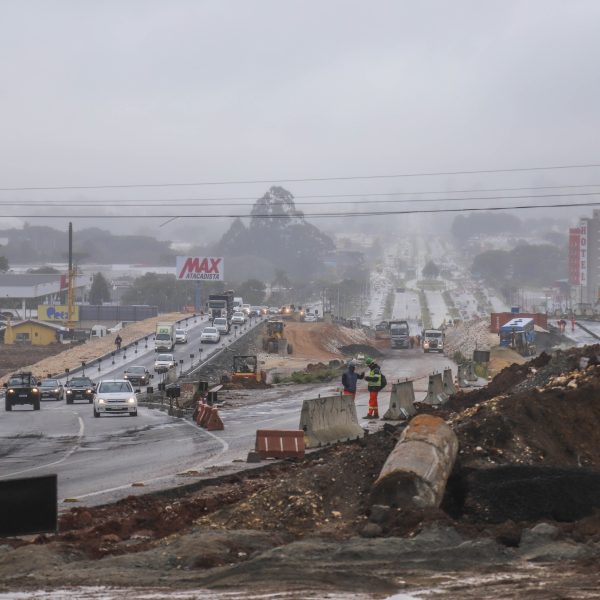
[157,354,173,361]
[175,329,185,335]
[425,332,442,338]
[8,375,33,386]
[156,333,171,340]
[41,380,59,387]
[204,328,217,333]
[127,367,145,374]
[214,319,226,325]
[70,378,93,387]
[98,381,133,393]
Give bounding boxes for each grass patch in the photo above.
[419,290,432,329]
[417,279,446,291]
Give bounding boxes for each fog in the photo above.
[1,0,600,241]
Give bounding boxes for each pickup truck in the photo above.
[4,372,41,411]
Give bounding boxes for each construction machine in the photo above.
[262,319,293,354]
[232,355,266,385]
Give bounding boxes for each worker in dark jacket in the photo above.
[341,360,364,399]
[364,357,383,418]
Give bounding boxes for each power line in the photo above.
[4,199,600,219]
[1,162,600,192]
[2,188,600,209]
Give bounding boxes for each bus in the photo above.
[499,317,536,356]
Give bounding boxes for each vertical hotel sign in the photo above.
[569,228,581,284]
[579,220,588,286]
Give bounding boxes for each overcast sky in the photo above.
[1,0,600,239]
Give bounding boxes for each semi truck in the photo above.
[155,321,175,352]
[207,291,235,321]
[389,320,410,348]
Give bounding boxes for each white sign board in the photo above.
[579,220,587,286]
[176,256,224,281]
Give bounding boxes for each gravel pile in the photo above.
[444,318,495,361]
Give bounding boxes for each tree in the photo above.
[422,261,440,279]
[236,279,266,305]
[89,272,112,305]
[0,256,8,272]
[471,250,512,283]
[272,269,291,290]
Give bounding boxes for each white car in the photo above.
[303,313,317,322]
[154,353,176,373]
[200,326,220,344]
[93,380,138,418]
[175,328,188,344]
[231,311,246,325]
[213,317,230,335]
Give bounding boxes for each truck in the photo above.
[499,317,536,356]
[423,329,444,353]
[155,321,175,352]
[207,291,234,322]
[389,320,410,348]
[3,372,41,411]
[233,296,243,311]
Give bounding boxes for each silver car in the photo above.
[93,380,138,418]
[231,311,246,325]
[200,326,220,344]
[175,328,188,344]
[154,353,176,373]
[213,317,229,335]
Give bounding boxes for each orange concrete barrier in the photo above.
[195,402,207,426]
[205,407,224,431]
[255,430,305,459]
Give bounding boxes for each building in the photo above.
[569,210,600,306]
[2,319,66,346]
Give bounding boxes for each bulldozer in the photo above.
[231,355,266,385]
[262,319,293,354]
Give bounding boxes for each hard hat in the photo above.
[365,357,374,366]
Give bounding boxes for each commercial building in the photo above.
[569,210,600,307]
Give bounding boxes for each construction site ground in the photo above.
[5,330,600,596]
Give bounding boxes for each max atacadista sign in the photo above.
[176,256,224,281]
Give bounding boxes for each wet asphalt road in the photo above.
[0,336,453,506]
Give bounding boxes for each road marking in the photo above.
[0,414,85,479]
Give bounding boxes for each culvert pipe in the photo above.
[370,414,458,509]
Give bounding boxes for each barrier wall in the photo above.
[383,381,416,420]
[299,394,364,448]
[442,368,456,395]
[422,372,448,405]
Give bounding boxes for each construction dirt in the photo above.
[6,346,600,596]
[0,343,69,379]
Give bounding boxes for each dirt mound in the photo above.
[280,322,379,360]
[0,344,71,379]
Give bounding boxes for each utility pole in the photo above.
[67,222,75,331]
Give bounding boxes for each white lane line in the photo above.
[72,416,229,501]
[0,413,85,479]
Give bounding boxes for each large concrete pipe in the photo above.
[370,414,458,509]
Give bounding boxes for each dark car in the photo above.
[39,378,63,401]
[64,376,96,404]
[4,372,41,411]
[123,365,151,386]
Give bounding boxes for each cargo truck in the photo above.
[389,320,410,348]
[155,321,175,352]
[207,291,234,321]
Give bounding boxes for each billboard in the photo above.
[38,304,79,322]
[569,227,581,285]
[176,256,224,281]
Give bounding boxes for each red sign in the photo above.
[569,227,581,285]
[175,256,224,281]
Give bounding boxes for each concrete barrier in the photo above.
[370,414,459,509]
[299,394,364,448]
[465,362,478,382]
[255,430,305,459]
[422,373,448,405]
[442,368,456,395]
[383,381,416,420]
[457,364,470,388]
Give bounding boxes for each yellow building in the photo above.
[3,319,65,346]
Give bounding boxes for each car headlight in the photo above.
[124,374,128,379]
[8,388,14,394]
[424,342,429,348]
[128,397,136,404]
[66,390,73,394]
[54,388,59,393]
[98,398,105,404]
[32,388,38,393]
[86,389,92,393]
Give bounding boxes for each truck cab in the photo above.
[423,329,444,353]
